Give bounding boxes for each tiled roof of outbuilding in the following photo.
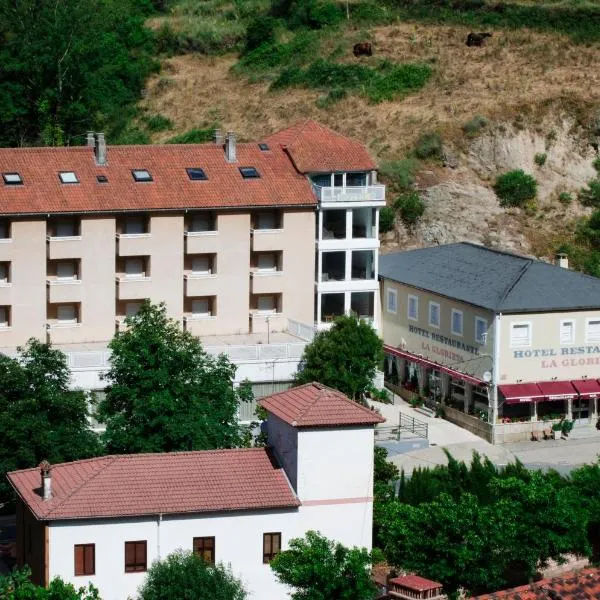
[7,448,299,521]
[389,575,443,592]
[266,120,377,174]
[259,382,385,428]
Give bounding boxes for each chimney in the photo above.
[555,253,569,269]
[40,461,52,501]
[86,131,96,149]
[95,132,107,166]
[214,128,224,146]
[225,131,236,163]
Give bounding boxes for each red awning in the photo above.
[384,345,484,386]
[498,383,544,404]
[571,379,600,400]
[537,380,578,401]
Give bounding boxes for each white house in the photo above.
[7,382,384,599]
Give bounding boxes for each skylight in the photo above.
[59,172,79,184]
[96,175,108,183]
[132,169,152,182]
[2,173,23,185]
[239,167,260,179]
[186,168,208,181]
[258,143,270,151]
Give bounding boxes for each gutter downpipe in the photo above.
[157,513,163,560]
[491,313,502,445]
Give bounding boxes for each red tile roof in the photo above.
[0,141,315,216]
[259,382,385,428]
[266,120,377,174]
[389,575,443,592]
[471,568,600,599]
[7,448,299,521]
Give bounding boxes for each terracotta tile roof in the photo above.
[389,575,443,592]
[259,382,385,428]
[471,568,600,599]
[266,120,377,174]
[7,448,299,521]
[0,141,316,216]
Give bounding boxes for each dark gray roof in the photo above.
[379,243,600,313]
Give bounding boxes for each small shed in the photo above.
[388,575,445,600]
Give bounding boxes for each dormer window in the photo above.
[3,172,23,185]
[258,143,269,151]
[96,175,108,183]
[132,169,152,182]
[239,167,260,179]
[59,171,79,184]
[186,168,207,181]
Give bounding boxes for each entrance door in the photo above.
[572,397,590,423]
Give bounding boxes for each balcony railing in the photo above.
[313,184,385,203]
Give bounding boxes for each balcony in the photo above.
[0,282,11,304]
[46,321,82,344]
[251,229,285,252]
[249,311,286,334]
[47,279,82,303]
[117,233,152,256]
[47,236,83,260]
[116,276,152,300]
[0,239,12,261]
[251,270,283,294]
[313,184,385,204]
[185,273,218,297]
[185,231,219,254]
[184,315,219,336]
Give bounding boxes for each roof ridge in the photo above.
[497,259,533,308]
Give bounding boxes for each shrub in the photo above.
[350,2,392,24]
[315,87,347,109]
[366,62,432,103]
[493,170,537,207]
[414,132,444,161]
[245,16,277,52]
[144,114,173,133]
[534,152,547,167]
[558,191,573,205]
[463,115,488,137]
[166,128,215,144]
[394,191,426,226]
[272,0,343,29]
[579,178,600,208]
[379,206,396,233]
[112,127,150,145]
[594,157,600,173]
[379,158,418,193]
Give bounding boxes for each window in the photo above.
[258,143,269,151]
[57,305,76,324]
[0,306,9,328]
[74,544,95,576]
[257,253,277,272]
[193,537,215,564]
[263,532,281,564]
[192,299,210,316]
[386,288,397,314]
[560,320,575,344]
[0,220,9,239]
[586,319,600,343]
[56,261,76,280]
[124,541,147,573]
[54,218,78,237]
[475,317,488,344]
[239,166,260,179]
[191,256,211,275]
[510,322,531,347]
[0,263,9,284]
[451,309,463,336]
[3,172,22,185]
[254,211,279,230]
[257,295,276,313]
[96,175,108,183]
[189,213,215,233]
[125,258,145,279]
[125,302,141,317]
[428,301,440,328]
[123,216,146,235]
[346,172,367,186]
[59,171,79,184]
[187,168,208,181]
[408,295,418,321]
[132,169,152,182]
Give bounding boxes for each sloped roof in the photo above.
[471,567,600,599]
[389,574,443,591]
[0,141,316,216]
[259,382,385,428]
[266,120,377,174]
[379,243,600,313]
[7,448,299,521]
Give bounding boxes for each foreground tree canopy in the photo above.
[270,531,376,600]
[294,315,383,400]
[0,340,100,503]
[0,567,100,599]
[98,301,252,453]
[138,550,247,600]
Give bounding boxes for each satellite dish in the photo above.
[483,371,492,383]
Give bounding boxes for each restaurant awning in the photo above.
[571,379,600,400]
[498,383,545,404]
[537,380,578,401]
[384,345,484,386]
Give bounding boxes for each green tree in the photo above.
[0,340,100,503]
[138,550,247,600]
[493,170,537,207]
[270,531,376,600]
[0,0,156,146]
[0,567,100,599]
[374,447,399,484]
[393,191,425,227]
[294,314,383,401]
[98,301,251,453]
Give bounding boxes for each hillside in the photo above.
[139,7,600,265]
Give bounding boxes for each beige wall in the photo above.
[380,279,495,381]
[499,310,600,383]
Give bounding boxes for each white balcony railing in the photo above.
[313,184,385,203]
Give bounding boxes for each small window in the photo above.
[125,302,141,317]
[257,253,277,272]
[189,213,215,233]
[74,544,95,576]
[239,167,260,179]
[258,143,269,151]
[408,295,418,321]
[192,299,211,316]
[96,175,108,183]
[56,261,76,280]
[0,263,9,284]
[586,319,600,343]
[192,256,211,275]
[428,301,440,328]
[3,172,22,185]
[386,288,397,314]
[451,309,463,336]
[255,211,279,230]
[0,306,9,328]
[123,216,147,235]
[510,322,531,347]
[475,317,488,344]
[193,537,215,564]
[263,532,281,564]
[124,541,147,573]
[132,169,152,182]
[257,295,276,313]
[57,304,76,324]
[0,220,9,239]
[560,320,575,345]
[124,258,145,279]
[186,168,208,181]
[59,171,79,184]
[54,218,78,237]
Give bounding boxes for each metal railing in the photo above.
[312,184,385,203]
[398,412,429,439]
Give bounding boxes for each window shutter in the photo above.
[125,542,135,569]
[57,261,75,280]
[0,307,6,326]
[84,545,94,575]
[57,305,75,323]
[560,321,573,343]
[137,542,146,569]
[588,320,600,342]
[74,545,84,576]
[258,253,276,270]
[511,324,530,346]
[192,256,210,274]
[272,534,280,554]
[125,258,143,278]
[124,217,144,234]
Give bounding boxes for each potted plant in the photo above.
[552,422,562,439]
[561,419,574,438]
